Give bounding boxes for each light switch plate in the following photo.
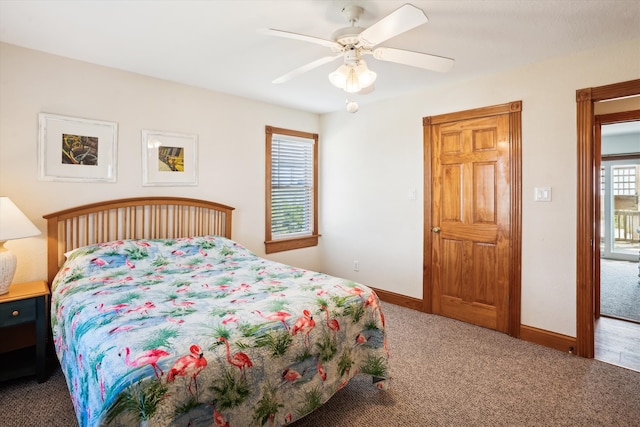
[534,187,552,202]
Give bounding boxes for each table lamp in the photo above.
[0,197,41,295]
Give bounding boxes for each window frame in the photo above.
[265,126,319,253]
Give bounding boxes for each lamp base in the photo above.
[0,243,17,295]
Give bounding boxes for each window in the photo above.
[265,126,319,253]
[612,166,636,195]
[600,165,638,195]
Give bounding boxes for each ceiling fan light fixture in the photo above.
[355,60,377,88]
[344,66,361,93]
[328,64,350,88]
[329,60,376,93]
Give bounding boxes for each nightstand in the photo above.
[0,280,49,383]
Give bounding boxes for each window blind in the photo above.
[271,134,314,238]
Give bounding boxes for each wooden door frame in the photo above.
[575,79,640,358]
[423,101,523,338]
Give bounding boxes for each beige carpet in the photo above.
[601,258,640,323]
[1,303,639,426]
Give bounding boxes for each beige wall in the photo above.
[0,42,322,282]
[2,38,639,339]
[319,38,640,337]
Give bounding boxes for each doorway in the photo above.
[594,115,640,372]
[575,79,640,360]
[423,101,522,337]
[597,118,640,322]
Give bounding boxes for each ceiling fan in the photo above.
[262,3,454,94]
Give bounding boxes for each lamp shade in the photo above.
[355,60,377,88]
[328,64,350,88]
[0,197,40,295]
[0,197,40,241]
[344,67,361,93]
[328,60,377,94]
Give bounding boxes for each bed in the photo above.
[44,197,389,427]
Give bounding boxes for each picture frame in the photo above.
[38,113,118,182]
[142,129,198,186]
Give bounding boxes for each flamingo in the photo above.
[291,309,315,347]
[281,357,320,384]
[218,337,253,373]
[58,283,74,294]
[109,325,135,334]
[281,368,302,383]
[213,407,229,427]
[125,301,156,315]
[96,303,129,314]
[356,333,368,344]
[253,309,291,330]
[231,283,251,293]
[336,284,365,299]
[56,304,65,321]
[317,362,327,381]
[222,314,240,325]
[91,257,108,267]
[99,240,123,249]
[167,345,208,395]
[365,292,380,314]
[125,259,135,269]
[321,305,340,332]
[202,283,230,291]
[172,299,195,307]
[119,347,169,378]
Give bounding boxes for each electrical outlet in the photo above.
[353,260,359,271]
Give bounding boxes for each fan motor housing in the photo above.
[332,26,365,47]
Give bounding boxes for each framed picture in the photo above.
[142,129,198,186]
[38,113,118,182]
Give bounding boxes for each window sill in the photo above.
[265,234,319,254]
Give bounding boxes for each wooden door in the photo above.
[425,105,517,333]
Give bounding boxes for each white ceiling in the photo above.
[1,0,639,114]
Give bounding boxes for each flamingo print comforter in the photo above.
[51,236,389,426]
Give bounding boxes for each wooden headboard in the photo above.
[43,197,235,286]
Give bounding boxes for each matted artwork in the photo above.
[142,129,198,186]
[38,113,118,182]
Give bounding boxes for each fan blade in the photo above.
[358,4,428,47]
[260,28,342,50]
[372,47,454,73]
[273,54,343,84]
[358,84,375,95]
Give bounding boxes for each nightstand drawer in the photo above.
[0,297,37,327]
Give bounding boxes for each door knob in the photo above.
[432,227,441,233]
